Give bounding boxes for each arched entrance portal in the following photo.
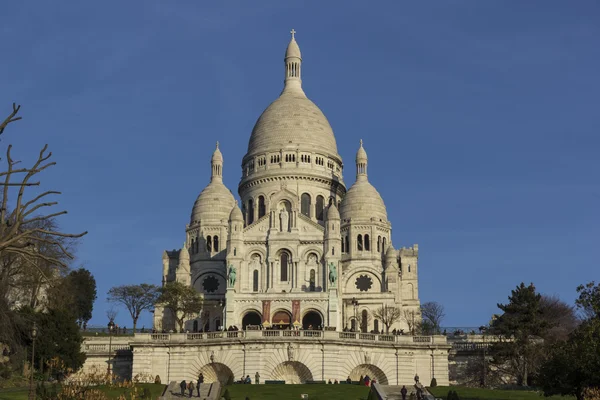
[242,311,262,329]
[349,364,388,385]
[271,361,313,384]
[196,362,234,386]
[272,310,291,329]
[302,310,323,330]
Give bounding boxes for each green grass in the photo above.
[428,386,575,400]
[0,383,166,400]
[222,384,370,400]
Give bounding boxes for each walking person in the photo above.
[179,380,186,396]
[400,385,408,400]
[187,380,195,398]
[255,372,260,384]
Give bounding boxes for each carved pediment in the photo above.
[297,214,324,234]
[243,216,270,236]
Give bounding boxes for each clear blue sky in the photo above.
[2,1,599,329]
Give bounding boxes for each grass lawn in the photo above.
[223,384,370,400]
[428,386,575,400]
[0,383,166,400]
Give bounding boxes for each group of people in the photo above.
[178,373,204,397]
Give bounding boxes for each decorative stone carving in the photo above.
[287,343,295,361]
[279,209,289,232]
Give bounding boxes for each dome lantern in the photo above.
[356,139,368,179]
[211,142,223,183]
[283,29,303,94]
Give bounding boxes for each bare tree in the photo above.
[421,301,445,334]
[107,284,160,332]
[355,310,373,333]
[106,306,119,323]
[372,304,402,333]
[0,104,87,274]
[539,294,579,343]
[403,309,419,335]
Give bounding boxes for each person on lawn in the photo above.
[401,385,408,400]
[179,380,186,396]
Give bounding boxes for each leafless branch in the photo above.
[0,103,21,135]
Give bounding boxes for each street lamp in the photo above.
[479,326,488,388]
[107,319,115,375]
[28,322,38,400]
[351,297,359,332]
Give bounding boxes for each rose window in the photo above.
[202,276,220,293]
[355,275,373,292]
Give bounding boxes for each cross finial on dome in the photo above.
[360,139,363,147]
[216,141,219,149]
[290,29,296,39]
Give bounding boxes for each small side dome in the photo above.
[190,183,235,224]
[326,203,340,220]
[179,243,190,260]
[340,179,388,222]
[229,201,243,221]
[385,244,396,258]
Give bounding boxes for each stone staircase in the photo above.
[378,384,435,400]
[160,381,220,400]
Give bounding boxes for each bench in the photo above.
[265,380,286,384]
[305,380,326,384]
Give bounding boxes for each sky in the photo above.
[1,1,599,329]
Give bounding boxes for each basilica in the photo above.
[154,31,421,336]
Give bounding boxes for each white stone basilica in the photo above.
[154,31,421,336]
[80,32,450,388]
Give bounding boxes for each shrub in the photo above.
[583,387,600,400]
[223,388,232,400]
[154,374,161,384]
[430,377,437,387]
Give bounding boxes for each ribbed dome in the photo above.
[385,244,396,258]
[246,90,339,158]
[340,179,388,222]
[190,182,235,224]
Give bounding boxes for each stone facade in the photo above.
[139,30,447,384]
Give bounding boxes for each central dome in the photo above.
[246,90,339,157]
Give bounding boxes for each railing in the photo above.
[413,336,431,343]
[84,344,130,352]
[453,342,491,351]
[123,331,448,346]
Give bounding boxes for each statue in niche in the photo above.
[227,265,237,288]
[279,208,289,232]
[250,254,261,270]
[307,254,317,266]
[328,262,337,285]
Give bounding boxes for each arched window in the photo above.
[345,236,349,254]
[253,270,259,292]
[195,236,199,253]
[280,252,289,281]
[258,196,266,218]
[301,193,311,217]
[215,318,221,331]
[203,312,210,332]
[341,236,345,253]
[190,238,195,254]
[332,246,335,256]
[361,310,368,333]
[374,319,379,334]
[213,236,219,252]
[309,269,315,292]
[383,237,387,251]
[247,199,254,224]
[364,234,370,251]
[316,195,325,221]
[328,197,334,206]
[357,234,363,251]
[233,247,237,256]
[377,236,381,252]
[193,320,198,332]
[206,235,212,252]
[351,319,356,331]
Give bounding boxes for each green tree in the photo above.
[538,318,600,400]
[576,281,600,320]
[157,282,203,331]
[66,268,97,328]
[489,283,548,385]
[107,283,160,332]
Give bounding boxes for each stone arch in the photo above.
[300,247,323,262]
[270,361,314,384]
[269,188,299,212]
[196,362,234,386]
[349,364,389,385]
[343,270,382,294]
[242,310,262,329]
[272,309,292,328]
[301,309,323,329]
[193,272,226,295]
[245,248,266,262]
[407,283,415,299]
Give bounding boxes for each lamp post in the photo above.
[107,319,115,375]
[479,326,488,388]
[28,322,37,400]
[351,297,359,332]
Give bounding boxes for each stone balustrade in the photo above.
[129,331,446,346]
